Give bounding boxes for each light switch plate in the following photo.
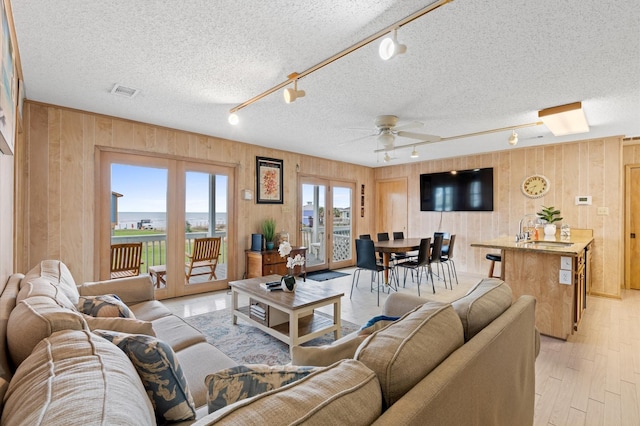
[560,256,572,270]
[559,270,572,285]
[575,195,592,205]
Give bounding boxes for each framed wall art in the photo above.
[256,156,284,204]
[0,0,16,155]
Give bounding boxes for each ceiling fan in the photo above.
[348,115,441,151]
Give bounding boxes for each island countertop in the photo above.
[471,235,593,256]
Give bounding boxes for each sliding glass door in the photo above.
[300,177,354,271]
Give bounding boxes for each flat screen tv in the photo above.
[420,167,494,212]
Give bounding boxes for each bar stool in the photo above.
[486,253,502,278]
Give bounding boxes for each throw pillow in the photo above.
[290,333,367,367]
[82,314,155,336]
[23,260,80,305]
[452,278,513,341]
[77,294,135,318]
[357,314,400,336]
[93,330,196,423]
[205,364,320,414]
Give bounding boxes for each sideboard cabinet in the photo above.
[245,247,307,280]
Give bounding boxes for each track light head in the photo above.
[383,152,392,163]
[228,113,239,125]
[410,147,419,158]
[379,29,407,60]
[284,79,305,103]
[508,130,518,145]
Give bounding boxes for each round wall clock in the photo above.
[521,174,550,198]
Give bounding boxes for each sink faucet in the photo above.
[517,214,540,242]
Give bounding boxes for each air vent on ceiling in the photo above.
[110,83,139,98]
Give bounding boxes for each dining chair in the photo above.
[430,234,451,290]
[359,234,372,239]
[434,232,451,256]
[110,243,143,279]
[392,231,415,262]
[350,239,397,306]
[441,234,458,285]
[185,237,222,283]
[376,232,390,264]
[395,237,434,296]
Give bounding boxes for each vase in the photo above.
[266,241,274,250]
[281,274,296,292]
[543,224,556,236]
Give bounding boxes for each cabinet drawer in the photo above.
[264,263,288,276]
[263,253,285,265]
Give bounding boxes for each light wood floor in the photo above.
[162,268,640,425]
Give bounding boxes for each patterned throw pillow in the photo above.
[93,330,196,423]
[205,364,320,414]
[77,294,135,318]
[357,315,400,336]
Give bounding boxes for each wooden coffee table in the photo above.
[230,275,344,348]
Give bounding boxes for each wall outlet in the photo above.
[560,256,572,270]
[597,207,609,215]
[559,270,573,285]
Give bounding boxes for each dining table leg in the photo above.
[383,252,392,284]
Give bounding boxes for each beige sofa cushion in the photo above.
[83,314,156,336]
[2,329,155,425]
[290,332,367,367]
[452,278,513,341]
[23,260,80,305]
[7,296,86,366]
[194,359,381,425]
[17,277,76,310]
[355,301,464,408]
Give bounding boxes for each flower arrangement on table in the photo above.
[278,241,305,292]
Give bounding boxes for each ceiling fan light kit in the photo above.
[538,102,590,136]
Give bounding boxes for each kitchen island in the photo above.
[471,231,593,340]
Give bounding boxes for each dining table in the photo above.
[374,238,423,284]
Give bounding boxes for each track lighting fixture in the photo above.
[228,113,239,125]
[379,29,407,60]
[508,130,518,145]
[383,152,392,163]
[283,79,305,104]
[410,147,419,158]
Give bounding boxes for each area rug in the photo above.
[183,309,359,365]
[306,270,350,282]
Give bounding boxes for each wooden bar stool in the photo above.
[486,253,502,278]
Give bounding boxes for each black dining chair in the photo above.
[434,232,451,256]
[430,234,451,290]
[359,234,371,240]
[376,232,389,263]
[441,234,458,285]
[392,231,416,262]
[351,239,397,306]
[395,237,434,296]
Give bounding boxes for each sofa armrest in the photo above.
[78,275,155,305]
[382,293,428,317]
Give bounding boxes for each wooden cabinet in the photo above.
[245,247,307,280]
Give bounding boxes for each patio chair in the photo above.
[185,237,221,283]
[110,243,143,279]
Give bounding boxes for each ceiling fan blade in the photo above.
[338,133,377,146]
[394,121,424,132]
[397,130,441,142]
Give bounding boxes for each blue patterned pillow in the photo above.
[358,315,400,336]
[77,294,134,318]
[94,330,196,423]
[205,364,320,413]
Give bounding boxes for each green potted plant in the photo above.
[537,206,563,236]
[262,218,276,250]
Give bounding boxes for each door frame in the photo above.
[624,164,640,289]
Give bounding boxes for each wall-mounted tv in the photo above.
[420,167,494,212]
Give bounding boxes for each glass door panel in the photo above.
[331,185,353,267]
[301,182,326,270]
[184,171,228,285]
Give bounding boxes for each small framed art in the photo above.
[256,156,284,204]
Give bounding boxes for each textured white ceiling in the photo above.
[10,0,640,167]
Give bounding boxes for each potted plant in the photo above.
[262,218,276,250]
[537,206,563,236]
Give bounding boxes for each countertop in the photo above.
[471,235,593,256]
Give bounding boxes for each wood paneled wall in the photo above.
[375,137,624,298]
[19,101,374,283]
[18,100,625,297]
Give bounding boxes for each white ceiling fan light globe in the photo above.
[378,132,395,148]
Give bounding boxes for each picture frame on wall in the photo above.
[0,0,16,155]
[256,156,284,204]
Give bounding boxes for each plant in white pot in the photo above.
[537,206,563,236]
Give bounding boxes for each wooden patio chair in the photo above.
[110,243,143,279]
[185,237,221,283]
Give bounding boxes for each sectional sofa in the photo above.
[0,260,538,425]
